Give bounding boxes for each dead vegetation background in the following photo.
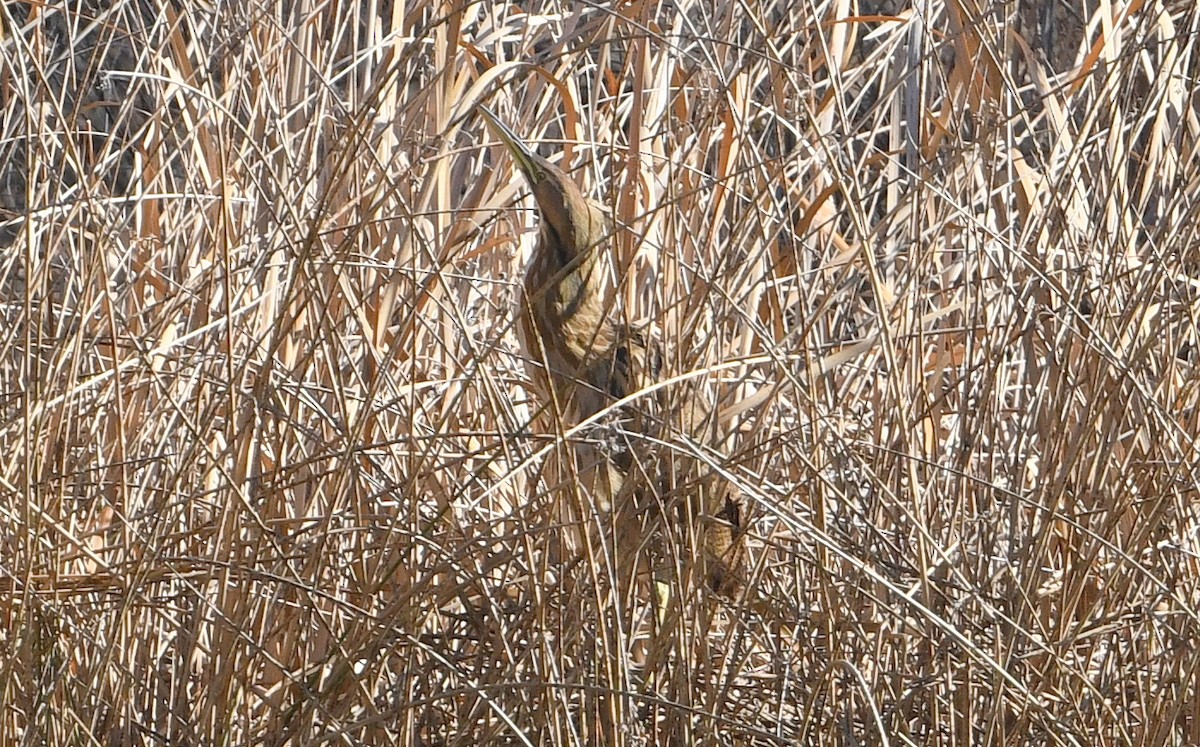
[1,0,1199,744]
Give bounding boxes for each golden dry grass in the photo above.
[1,0,1199,744]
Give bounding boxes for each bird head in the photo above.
[479,105,605,254]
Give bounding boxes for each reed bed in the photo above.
[1,0,1198,744]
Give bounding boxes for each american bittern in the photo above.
[480,104,744,597]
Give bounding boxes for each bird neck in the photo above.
[525,213,616,369]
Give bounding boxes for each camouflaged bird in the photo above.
[481,104,744,597]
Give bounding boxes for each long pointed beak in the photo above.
[479,104,542,183]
